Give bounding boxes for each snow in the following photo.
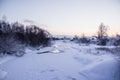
[0,56,16,79]
[0,69,7,80]
[0,40,119,80]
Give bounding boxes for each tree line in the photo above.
[0,20,51,56]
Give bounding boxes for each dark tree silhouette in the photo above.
[97,23,109,46]
[0,20,51,56]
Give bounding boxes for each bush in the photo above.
[97,37,109,46]
[96,47,120,56]
[0,20,51,47]
[80,37,90,43]
[25,25,51,47]
[0,20,51,56]
[0,34,25,57]
[114,39,120,46]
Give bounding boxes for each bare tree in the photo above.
[97,23,108,39]
[97,23,109,45]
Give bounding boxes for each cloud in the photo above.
[23,19,34,24]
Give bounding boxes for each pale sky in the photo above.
[0,0,120,36]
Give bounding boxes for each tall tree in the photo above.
[97,23,109,45]
[97,23,108,39]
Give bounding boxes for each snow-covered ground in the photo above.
[0,40,119,80]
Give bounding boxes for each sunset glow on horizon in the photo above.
[0,0,120,36]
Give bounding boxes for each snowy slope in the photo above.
[0,40,119,80]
